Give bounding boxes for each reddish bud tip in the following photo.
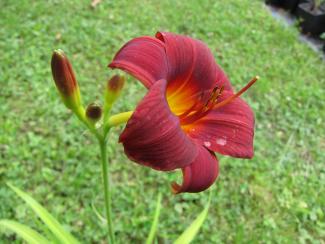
[51,49,78,96]
[104,75,125,111]
[86,103,102,122]
[107,75,125,93]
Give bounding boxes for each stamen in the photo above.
[180,85,224,125]
[180,76,259,125]
[204,86,220,107]
[211,76,259,110]
[204,86,224,110]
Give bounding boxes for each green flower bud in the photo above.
[103,75,125,122]
[104,75,125,108]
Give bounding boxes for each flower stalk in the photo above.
[99,137,115,244]
[51,50,130,243]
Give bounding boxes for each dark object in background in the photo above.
[297,1,325,36]
[265,0,310,12]
[265,0,283,7]
[323,42,325,53]
[283,0,306,11]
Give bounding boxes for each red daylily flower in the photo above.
[109,32,256,193]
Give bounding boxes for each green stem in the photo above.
[74,106,100,138]
[146,193,162,244]
[99,138,115,244]
[94,111,133,243]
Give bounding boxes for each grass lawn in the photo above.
[0,0,324,243]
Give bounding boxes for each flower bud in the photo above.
[103,75,125,123]
[51,49,82,111]
[86,103,102,123]
[104,75,125,108]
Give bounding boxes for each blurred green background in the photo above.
[0,0,324,243]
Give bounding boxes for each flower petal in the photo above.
[156,32,233,99]
[120,79,198,171]
[186,91,255,158]
[109,36,168,88]
[108,32,233,98]
[172,146,219,193]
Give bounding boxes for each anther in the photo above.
[180,76,259,126]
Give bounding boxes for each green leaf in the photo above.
[146,193,162,244]
[7,183,80,244]
[0,219,51,244]
[174,191,212,244]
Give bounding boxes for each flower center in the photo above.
[179,76,259,126]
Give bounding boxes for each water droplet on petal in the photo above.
[204,141,211,147]
[216,138,227,146]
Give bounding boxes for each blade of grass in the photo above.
[145,193,162,244]
[174,190,212,244]
[7,183,80,244]
[91,201,107,224]
[278,98,311,165]
[31,213,61,244]
[0,219,51,244]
